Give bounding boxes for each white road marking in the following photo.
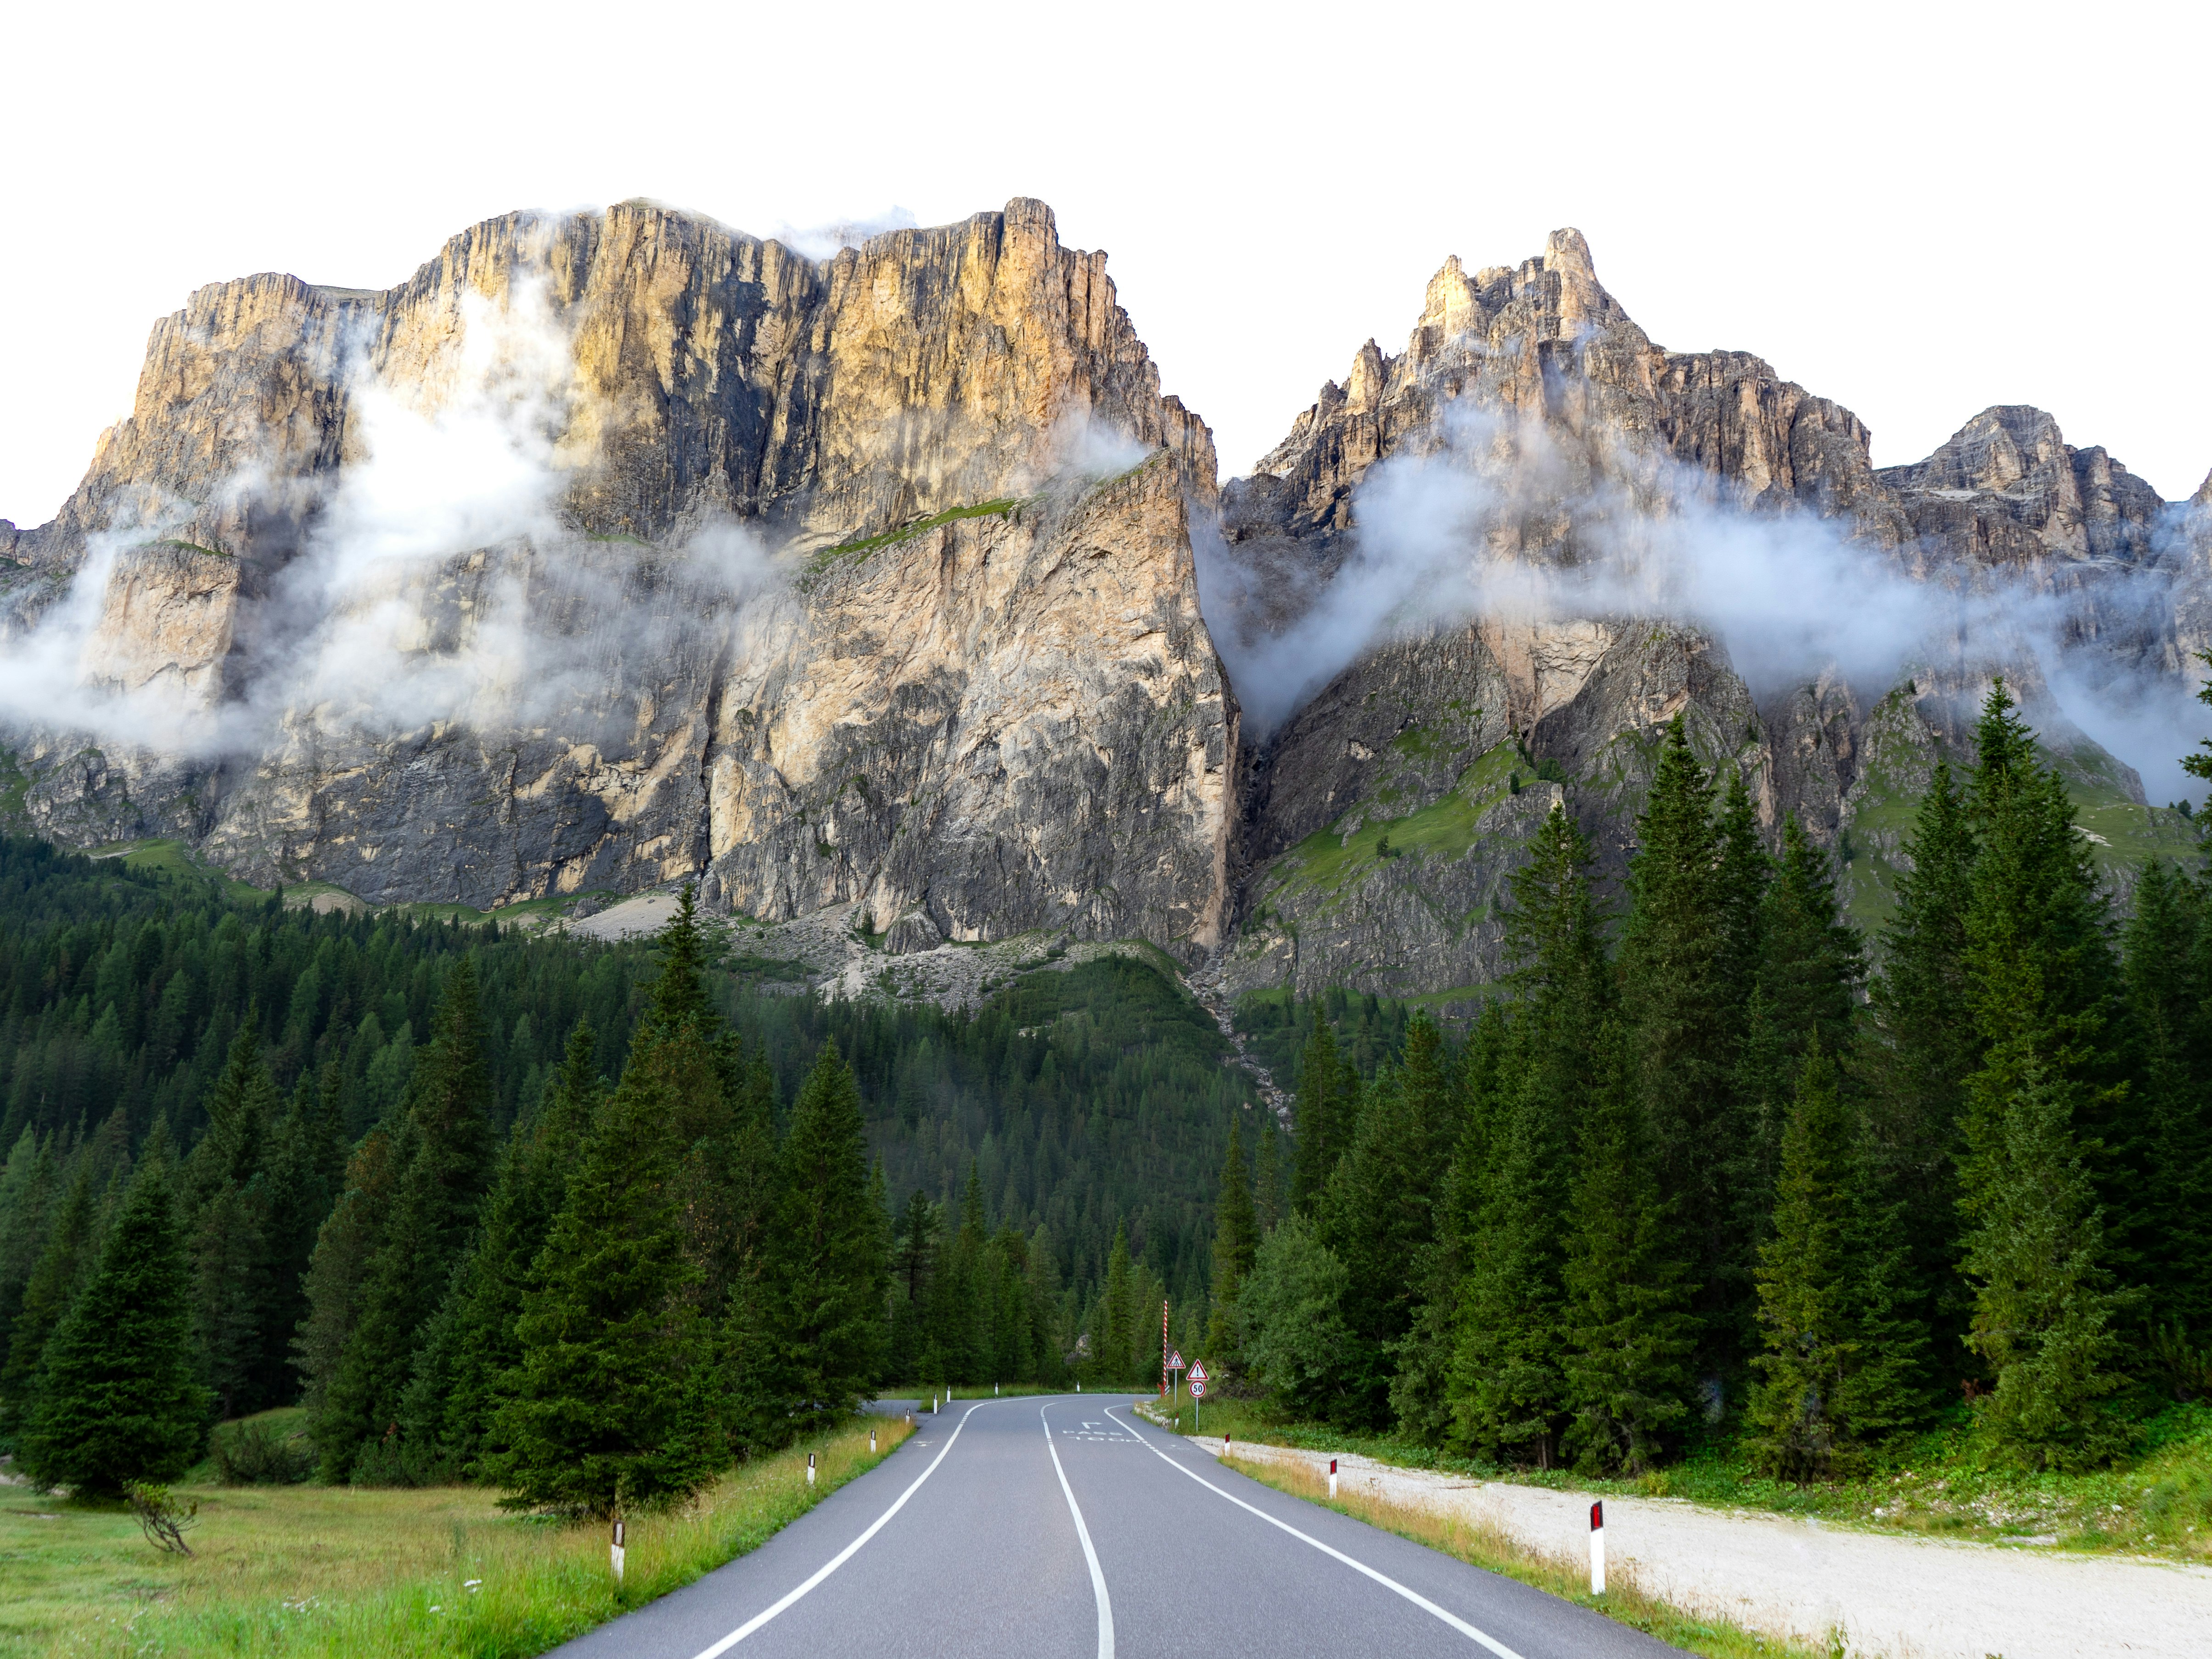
[1044,1402,1116,1659]
[1104,1406,1527,1659]
[684,1403,986,1658]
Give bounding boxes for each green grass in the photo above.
[89,840,269,904]
[802,498,1022,582]
[1145,1396,2212,1563]
[151,540,231,560]
[1273,742,1522,904]
[1,1417,911,1658]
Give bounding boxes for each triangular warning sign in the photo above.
[1188,1361,1208,1383]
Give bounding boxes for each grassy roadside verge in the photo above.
[4,1417,911,1658]
[1208,1445,1825,1659]
[1145,1395,2212,1562]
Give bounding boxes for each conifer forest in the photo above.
[2,680,2208,1516]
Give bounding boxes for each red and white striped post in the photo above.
[1162,1297,1171,1398]
[1329,1457,1339,1500]
[1589,1500,1605,1594]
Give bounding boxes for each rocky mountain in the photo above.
[0,201,1234,958]
[0,206,2202,1004]
[1206,232,2204,1002]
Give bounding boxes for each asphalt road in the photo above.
[551,1395,1683,1659]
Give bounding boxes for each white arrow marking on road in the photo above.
[685,1402,988,1658]
[1044,1402,1115,1659]
[1103,1407,1527,1659]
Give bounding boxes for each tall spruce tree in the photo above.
[1559,1022,1700,1474]
[1954,683,2130,1466]
[2120,862,2212,1340]
[1319,1016,1460,1428]
[21,1164,207,1496]
[1618,716,1742,1378]
[1864,756,1981,1377]
[185,1025,283,1418]
[314,959,496,1480]
[405,1021,603,1480]
[772,1042,890,1429]
[1446,804,1609,1464]
[1731,817,1866,1310]
[1290,1012,1346,1215]
[0,1164,101,1445]
[1746,1045,1926,1478]
[1252,1122,1284,1237]
[1205,1116,1258,1372]
[487,1031,717,1516]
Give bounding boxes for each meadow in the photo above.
[0,1416,910,1658]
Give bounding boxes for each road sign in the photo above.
[1168,1350,1185,1371]
[1188,1361,1208,1383]
[1188,1380,1207,1397]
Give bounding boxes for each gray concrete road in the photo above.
[550,1395,1683,1658]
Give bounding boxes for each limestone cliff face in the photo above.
[1212,231,2204,999]
[1,200,1235,960]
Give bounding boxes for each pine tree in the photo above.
[1442,804,1609,1463]
[487,1038,716,1517]
[2120,862,2211,1339]
[1744,1044,1925,1477]
[295,1127,399,1424]
[1864,757,1981,1378]
[1290,1010,1346,1216]
[252,1069,345,1411]
[1252,1121,1284,1237]
[1097,1222,1134,1384]
[1205,1116,1258,1372]
[1319,1016,1459,1428]
[0,1127,56,1371]
[1731,817,1866,1313]
[1617,716,1740,1376]
[184,1025,283,1418]
[1559,1023,1700,1475]
[407,1022,604,1480]
[20,1165,207,1496]
[316,959,496,1480]
[0,1164,101,1445]
[1954,683,2130,1466]
[889,1189,939,1381]
[772,1042,890,1430]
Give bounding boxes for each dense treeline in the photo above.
[0,844,1257,1498]
[1221,685,2212,1477]
[729,953,1258,1328]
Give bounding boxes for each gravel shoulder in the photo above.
[1204,1438,2212,1659]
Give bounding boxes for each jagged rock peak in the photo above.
[17,197,1218,577]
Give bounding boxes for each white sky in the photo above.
[3,0,2206,528]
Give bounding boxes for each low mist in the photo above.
[1200,406,2212,805]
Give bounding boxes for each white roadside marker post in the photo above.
[1330,1457,1339,1501]
[807,1451,817,1488]
[1590,1500,1605,1595]
[870,1428,878,1454]
[610,1518,626,1586]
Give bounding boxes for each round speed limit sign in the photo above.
[1188,1380,1207,1397]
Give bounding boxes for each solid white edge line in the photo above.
[1105,1406,1526,1659]
[1042,1402,1117,1659]
[685,1402,987,1659]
